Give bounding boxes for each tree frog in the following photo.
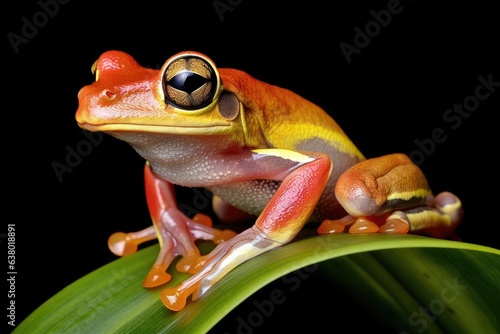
[75,50,463,311]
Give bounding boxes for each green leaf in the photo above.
[15,234,500,333]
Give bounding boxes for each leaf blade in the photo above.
[15,234,500,333]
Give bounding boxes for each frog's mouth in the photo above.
[77,122,232,136]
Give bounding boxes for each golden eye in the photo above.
[162,53,220,111]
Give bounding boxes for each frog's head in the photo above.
[76,51,250,140]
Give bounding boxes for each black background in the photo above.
[5,0,499,333]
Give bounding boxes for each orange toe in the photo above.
[143,265,171,288]
[176,251,200,273]
[213,229,237,244]
[192,213,213,227]
[161,283,200,311]
[379,219,410,234]
[108,232,138,256]
[317,220,346,234]
[349,218,379,234]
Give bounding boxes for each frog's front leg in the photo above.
[108,162,236,288]
[318,153,463,238]
[160,149,333,311]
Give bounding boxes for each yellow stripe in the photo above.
[406,208,452,230]
[268,124,365,161]
[387,189,432,202]
[252,148,315,163]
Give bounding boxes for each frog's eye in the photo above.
[161,53,221,112]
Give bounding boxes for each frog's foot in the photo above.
[377,192,462,238]
[318,192,462,238]
[411,191,463,238]
[108,213,236,288]
[145,213,237,288]
[160,226,282,311]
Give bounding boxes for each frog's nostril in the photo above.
[103,89,116,99]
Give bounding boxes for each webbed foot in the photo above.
[108,213,236,288]
[159,226,282,311]
[318,191,462,238]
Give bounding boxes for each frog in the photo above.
[75,50,463,311]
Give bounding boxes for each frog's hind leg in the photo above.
[318,154,463,238]
[319,191,463,237]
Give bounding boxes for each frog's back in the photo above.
[220,68,364,163]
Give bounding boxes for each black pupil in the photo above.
[168,71,209,94]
